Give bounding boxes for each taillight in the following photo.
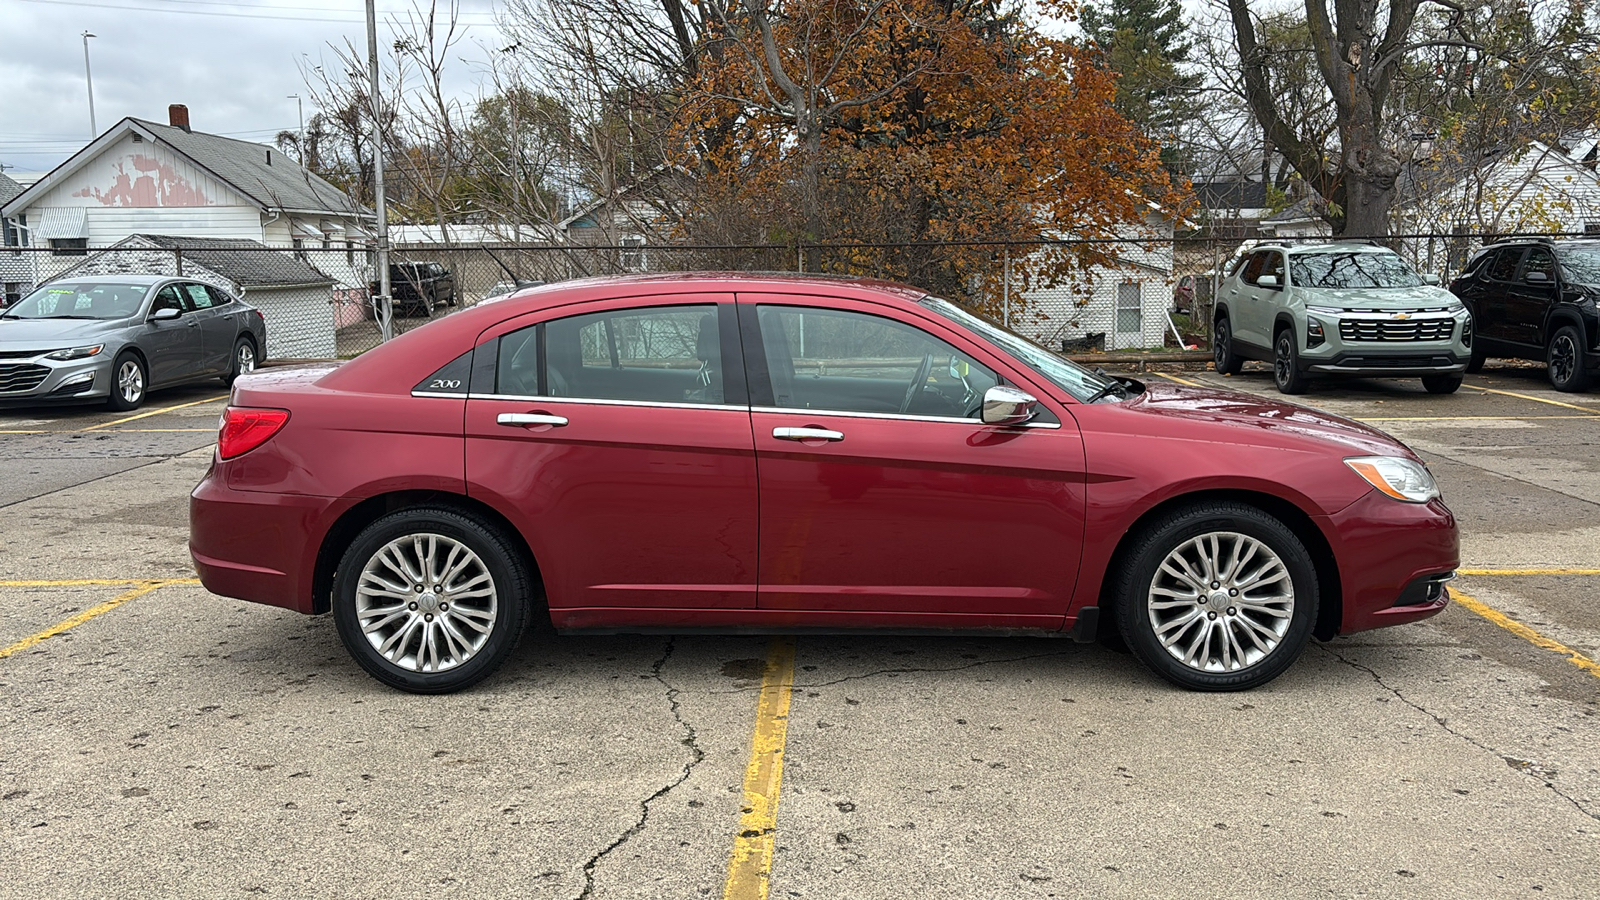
[218,406,289,459]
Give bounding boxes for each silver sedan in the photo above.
[0,275,268,410]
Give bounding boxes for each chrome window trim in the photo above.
[411,390,468,399]
[751,405,1061,429]
[465,392,748,413]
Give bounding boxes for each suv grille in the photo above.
[1339,318,1454,342]
[0,363,49,393]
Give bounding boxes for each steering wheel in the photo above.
[899,352,935,415]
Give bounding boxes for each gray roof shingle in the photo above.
[137,234,333,287]
[0,172,21,207]
[130,118,366,217]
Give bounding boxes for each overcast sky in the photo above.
[0,0,507,176]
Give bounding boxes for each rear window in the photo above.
[1557,246,1600,283]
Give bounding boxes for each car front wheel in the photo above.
[1273,330,1309,394]
[1421,374,1462,394]
[1114,503,1318,691]
[106,351,146,411]
[1213,316,1242,375]
[1547,325,1592,392]
[333,508,532,693]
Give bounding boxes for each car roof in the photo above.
[43,274,175,286]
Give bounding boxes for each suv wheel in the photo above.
[1273,329,1309,394]
[1421,374,1462,394]
[1213,316,1243,375]
[1547,325,1591,393]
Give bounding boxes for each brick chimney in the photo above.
[168,104,191,132]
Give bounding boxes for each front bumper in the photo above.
[1326,490,1459,635]
[0,355,111,406]
[1299,309,1470,377]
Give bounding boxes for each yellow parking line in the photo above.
[722,638,797,900]
[0,578,201,587]
[1356,415,1600,422]
[1449,587,1600,679]
[1154,372,1202,387]
[0,430,50,434]
[1458,568,1600,576]
[81,394,229,432]
[1462,384,1597,412]
[0,579,192,660]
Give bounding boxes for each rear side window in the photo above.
[1486,248,1523,282]
[181,283,218,310]
[546,305,724,405]
[414,351,472,395]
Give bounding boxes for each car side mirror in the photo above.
[1422,274,1441,286]
[1525,271,1550,284]
[150,307,181,321]
[1257,274,1280,288]
[981,386,1037,426]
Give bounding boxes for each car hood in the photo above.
[0,318,129,352]
[1118,382,1412,458]
[1298,285,1461,310]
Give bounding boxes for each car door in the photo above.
[142,284,203,386]
[463,295,760,618]
[1226,251,1269,351]
[1245,250,1286,347]
[180,283,237,374]
[742,295,1087,626]
[1509,246,1559,350]
[1479,247,1527,346]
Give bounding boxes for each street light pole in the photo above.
[81,31,97,138]
[365,0,392,341]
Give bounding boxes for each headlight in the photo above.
[44,344,104,361]
[1306,305,1344,315]
[1346,456,1440,503]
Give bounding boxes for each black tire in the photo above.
[1421,374,1462,394]
[220,337,257,387]
[1113,503,1318,692]
[332,507,532,693]
[1273,329,1309,394]
[1213,315,1243,375]
[1546,324,1592,393]
[106,351,147,411]
[1464,344,1485,374]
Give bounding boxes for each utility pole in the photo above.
[365,0,392,341]
[287,94,305,160]
[81,31,97,138]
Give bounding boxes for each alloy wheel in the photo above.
[118,359,144,405]
[1550,333,1576,386]
[355,533,499,673]
[1146,531,1295,673]
[237,343,256,376]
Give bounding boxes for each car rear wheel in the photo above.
[1114,503,1318,692]
[1547,325,1591,393]
[221,337,256,387]
[333,508,531,693]
[1213,316,1242,375]
[106,352,146,411]
[1421,374,1462,394]
[1273,330,1309,394]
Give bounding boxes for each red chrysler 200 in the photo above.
[190,274,1458,693]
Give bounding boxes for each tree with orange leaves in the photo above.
[672,0,1189,306]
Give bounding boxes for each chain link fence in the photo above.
[1,231,1585,360]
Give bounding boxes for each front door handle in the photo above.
[498,412,568,427]
[773,426,844,442]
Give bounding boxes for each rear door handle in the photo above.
[497,413,568,427]
[773,426,844,442]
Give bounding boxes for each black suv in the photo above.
[372,262,457,317]
[1450,239,1600,391]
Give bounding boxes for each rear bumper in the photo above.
[190,464,338,614]
[1327,491,1459,635]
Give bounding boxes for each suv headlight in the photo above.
[44,344,104,361]
[1346,456,1440,503]
[1306,305,1343,315]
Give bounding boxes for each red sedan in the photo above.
[190,274,1458,693]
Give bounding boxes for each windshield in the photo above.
[4,282,149,320]
[1290,252,1422,289]
[1558,246,1600,284]
[922,297,1120,402]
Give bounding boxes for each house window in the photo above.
[620,235,646,271]
[1116,281,1142,335]
[3,282,27,307]
[50,238,88,257]
[1585,221,1600,236]
[345,241,356,267]
[291,237,306,261]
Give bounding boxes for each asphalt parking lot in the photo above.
[2,364,1597,898]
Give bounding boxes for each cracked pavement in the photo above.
[4,366,1600,897]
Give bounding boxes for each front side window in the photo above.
[1239,251,1269,285]
[923,297,1119,402]
[150,286,186,315]
[1,281,148,320]
[546,305,723,405]
[1521,247,1557,282]
[757,305,999,418]
[1289,251,1423,288]
[1260,252,1286,283]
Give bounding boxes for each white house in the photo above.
[0,105,374,303]
[0,173,27,305]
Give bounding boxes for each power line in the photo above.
[10,0,499,25]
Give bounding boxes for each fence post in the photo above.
[174,248,184,277]
[1002,245,1010,328]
